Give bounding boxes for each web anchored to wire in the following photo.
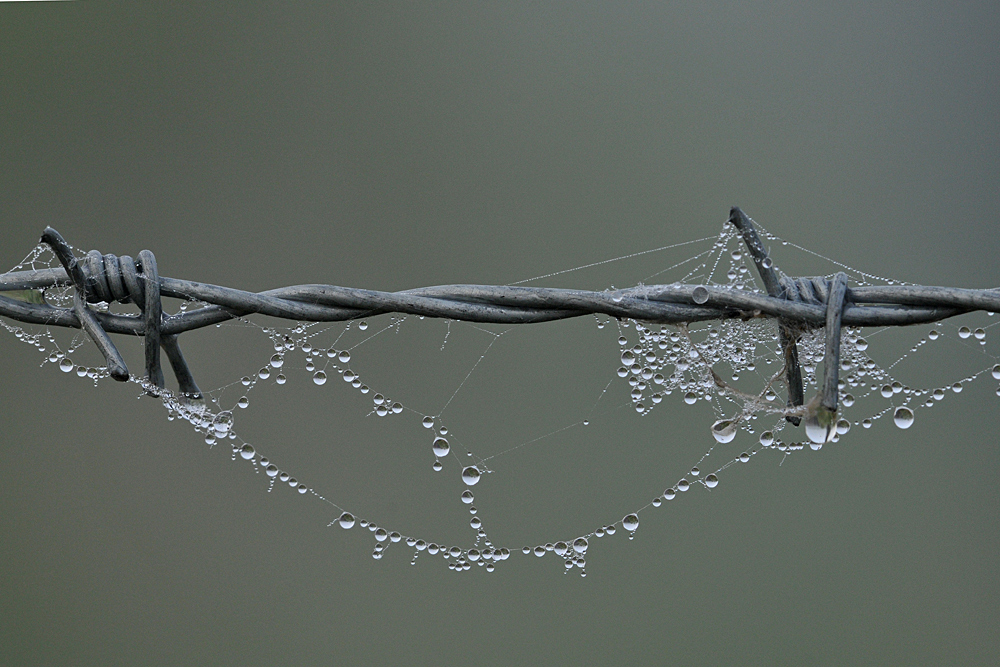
[1,208,997,575]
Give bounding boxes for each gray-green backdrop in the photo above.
[2,3,998,665]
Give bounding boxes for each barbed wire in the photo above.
[1,208,998,439]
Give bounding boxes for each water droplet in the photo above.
[270,353,284,368]
[951,382,963,393]
[470,517,482,530]
[338,350,351,363]
[664,488,676,500]
[684,392,698,405]
[59,358,73,372]
[554,541,569,556]
[258,367,270,380]
[533,546,546,557]
[622,514,639,532]
[880,385,893,398]
[893,406,914,429]
[375,528,388,542]
[677,479,690,492]
[358,321,368,331]
[762,257,773,269]
[739,452,750,463]
[711,419,737,443]
[862,418,872,429]
[958,326,971,339]
[928,329,940,340]
[213,411,234,435]
[265,464,279,477]
[461,490,474,504]
[842,393,855,407]
[974,328,986,341]
[432,437,450,457]
[239,444,255,460]
[275,374,286,385]
[431,460,443,471]
[422,416,434,428]
[338,512,355,529]
[705,473,719,489]
[804,407,836,444]
[992,365,1000,380]
[836,419,851,435]
[855,338,868,351]
[391,402,403,414]
[759,431,774,447]
[237,396,249,409]
[297,484,308,494]
[692,286,710,304]
[573,537,588,553]
[462,467,481,486]
[312,371,327,385]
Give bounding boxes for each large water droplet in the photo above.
[461,490,474,504]
[422,416,434,428]
[804,407,836,444]
[59,358,73,372]
[573,537,588,553]
[213,411,234,435]
[692,286,710,305]
[338,512,355,529]
[554,541,569,556]
[462,467,481,486]
[759,431,774,446]
[705,473,719,488]
[958,326,971,339]
[622,514,639,532]
[239,444,255,460]
[711,419,737,443]
[992,364,1000,380]
[312,371,327,385]
[432,437,450,457]
[270,353,284,368]
[893,406,914,429]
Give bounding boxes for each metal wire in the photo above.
[1,209,998,416]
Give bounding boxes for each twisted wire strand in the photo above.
[0,215,997,418]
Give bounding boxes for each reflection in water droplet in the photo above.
[762,257,773,269]
[692,286,710,304]
[339,513,355,529]
[705,473,719,488]
[270,354,284,368]
[664,488,676,500]
[432,437,450,457]
[358,321,368,331]
[375,528,388,542]
[855,338,868,351]
[297,484,308,494]
[238,396,249,408]
[759,431,774,446]
[836,419,851,435]
[276,374,286,385]
[711,419,737,443]
[992,364,1000,380]
[958,326,971,339]
[462,467,481,486]
[461,490,474,504]
[239,444,255,460]
[59,358,73,372]
[422,416,434,428]
[893,406,914,429]
[684,392,698,405]
[677,479,690,492]
[312,371,327,385]
[573,537,588,553]
[622,514,639,532]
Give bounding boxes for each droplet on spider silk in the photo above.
[759,431,774,447]
[358,321,368,331]
[432,437,450,457]
[462,467,481,486]
[893,406,914,429]
[711,419,737,443]
[338,513,355,529]
[422,416,434,428]
[270,353,284,368]
[705,473,719,489]
[461,490,474,504]
[762,257,773,269]
[958,326,971,339]
[59,358,74,372]
[622,514,639,532]
[993,364,1000,380]
[692,286,710,305]
[239,444,255,460]
[312,371,327,385]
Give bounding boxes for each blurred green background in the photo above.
[1,2,998,665]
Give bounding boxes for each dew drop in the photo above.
[677,479,690,492]
[951,382,963,393]
[880,385,894,398]
[692,286,710,305]
[974,328,986,341]
[622,514,639,532]
[239,444,255,460]
[59,358,73,372]
[992,365,1000,380]
[258,367,270,380]
[312,371,327,385]
[275,374,286,385]
[391,402,403,414]
[338,350,351,363]
[422,416,434,428]
[297,484,308,494]
[855,338,868,351]
[928,329,940,340]
[270,353,284,368]
[358,321,368,331]
[375,528,388,542]
[461,490,474,504]
[431,459,443,472]
[958,326,971,339]
[710,419,737,443]
[759,431,774,447]
[684,392,698,405]
[573,537,588,553]
[338,512,355,529]
[762,257,773,269]
[237,396,249,409]
[265,464,279,477]
[432,437,450,457]
[893,406,914,429]
[461,466,481,486]
[705,473,719,489]
[836,419,851,435]
[664,488,676,500]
